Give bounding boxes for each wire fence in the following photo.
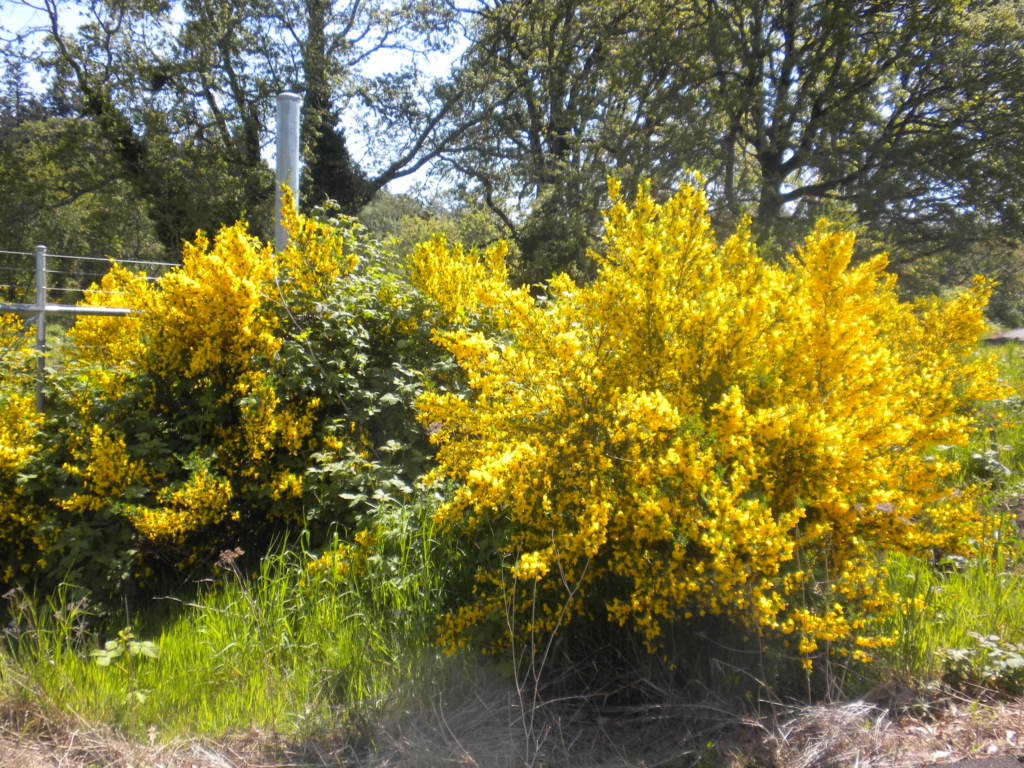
[0,246,179,412]
[0,248,172,307]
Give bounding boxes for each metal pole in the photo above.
[34,244,46,414]
[275,92,302,252]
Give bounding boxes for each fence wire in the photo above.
[0,246,171,411]
[1,248,176,311]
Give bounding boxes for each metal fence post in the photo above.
[275,92,302,252]
[34,244,46,413]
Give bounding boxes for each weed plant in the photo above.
[0,499,466,742]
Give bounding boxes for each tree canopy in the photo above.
[2,0,1022,318]
[442,0,1024,298]
[1,0,465,255]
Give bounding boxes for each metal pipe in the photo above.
[0,304,135,316]
[34,244,45,413]
[275,92,302,252]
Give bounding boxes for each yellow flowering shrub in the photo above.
[0,314,44,581]
[64,221,310,547]
[278,188,359,301]
[73,225,280,382]
[308,529,377,580]
[0,195,448,599]
[411,180,1003,656]
[0,314,38,474]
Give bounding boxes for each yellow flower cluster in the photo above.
[58,206,350,545]
[74,225,280,382]
[0,314,39,474]
[0,314,43,575]
[410,237,520,322]
[60,425,152,514]
[72,263,156,397]
[412,180,1003,656]
[277,188,359,302]
[307,530,377,579]
[129,463,234,541]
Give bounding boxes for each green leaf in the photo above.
[129,640,159,659]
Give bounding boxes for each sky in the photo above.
[1,0,54,34]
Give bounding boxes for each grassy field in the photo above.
[1,504,462,739]
[5,344,1024,767]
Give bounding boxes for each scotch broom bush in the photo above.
[411,180,1004,661]
[0,194,450,599]
[0,314,41,582]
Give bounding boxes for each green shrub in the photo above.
[0,201,458,601]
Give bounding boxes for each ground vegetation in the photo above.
[0,181,1022,768]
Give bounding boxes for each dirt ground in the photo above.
[4,688,1024,768]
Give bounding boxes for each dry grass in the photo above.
[6,681,1024,768]
[0,693,356,768]
[767,693,1024,768]
[370,681,756,767]
[0,701,346,768]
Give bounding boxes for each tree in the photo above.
[358,188,507,258]
[7,0,473,254]
[443,0,719,283]
[695,0,1024,257]
[0,116,163,258]
[26,0,279,248]
[299,4,369,214]
[443,0,1024,296]
[0,54,164,303]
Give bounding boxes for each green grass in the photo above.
[866,343,1024,690]
[946,343,1024,483]
[0,500,465,741]
[8,343,1024,748]
[875,550,1024,685]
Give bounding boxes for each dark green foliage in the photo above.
[1,226,462,604]
[447,0,1024,317]
[273,232,463,534]
[357,190,508,263]
[514,187,595,286]
[303,120,371,214]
